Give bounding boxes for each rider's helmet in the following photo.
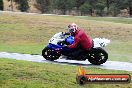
[68,23,78,34]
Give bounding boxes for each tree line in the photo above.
[0,0,132,16]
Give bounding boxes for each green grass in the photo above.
[76,16,132,24]
[0,58,132,88]
[107,41,132,62]
[0,43,44,54]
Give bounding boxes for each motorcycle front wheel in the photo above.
[42,47,60,61]
[88,47,108,65]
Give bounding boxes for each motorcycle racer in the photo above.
[42,23,110,64]
[67,23,92,50]
[63,23,92,59]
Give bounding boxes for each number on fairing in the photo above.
[50,39,54,42]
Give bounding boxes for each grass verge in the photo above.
[0,58,132,88]
[76,16,132,24]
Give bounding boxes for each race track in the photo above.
[0,52,132,71]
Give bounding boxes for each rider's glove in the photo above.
[63,45,68,48]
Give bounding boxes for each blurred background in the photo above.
[0,0,132,17]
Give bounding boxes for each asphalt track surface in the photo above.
[0,52,132,71]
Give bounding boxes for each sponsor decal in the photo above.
[76,66,131,85]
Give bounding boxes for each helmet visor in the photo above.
[69,28,75,33]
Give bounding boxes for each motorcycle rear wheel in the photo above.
[42,47,60,61]
[88,47,108,65]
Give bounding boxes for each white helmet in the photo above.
[68,23,78,33]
